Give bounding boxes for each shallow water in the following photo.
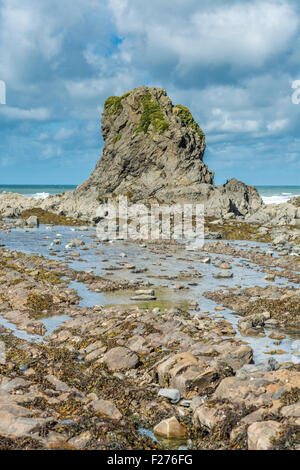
[0,224,299,362]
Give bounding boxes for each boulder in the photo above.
[157,352,220,397]
[101,347,139,371]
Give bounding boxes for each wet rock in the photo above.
[130,295,156,301]
[201,257,211,264]
[219,262,232,270]
[66,238,85,249]
[247,421,281,450]
[26,216,39,228]
[101,347,139,371]
[154,416,187,438]
[213,270,233,279]
[238,313,266,336]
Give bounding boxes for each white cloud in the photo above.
[0,106,50,120]
[109,0,299,70]
[54,127,76,141]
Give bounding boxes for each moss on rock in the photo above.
[104,92,131,115]
[174,104,205,139]
[136,92,169,135]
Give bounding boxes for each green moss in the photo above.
[136,92,169,135]
[113,134,121,144]
[174,104,205,139]
[104,92,131,115]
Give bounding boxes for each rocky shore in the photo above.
[0,86,299,450]
[0,216,299,450]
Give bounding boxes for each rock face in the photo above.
[76,86,214,204]
[72,86,262,217]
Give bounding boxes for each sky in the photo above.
[0,0,300,186]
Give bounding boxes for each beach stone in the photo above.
[219,262,232,270]
[68,431,92,449]
[213,270,233,279]
[91,399,122,421]
[26,216,39,228]
[67,238,85,248]
[0,407,52,439]
[201,257,211,264]
[193,404,228,430]
[127,336,153,354]
[85,347,106,362]
[46,374,73,393]
[84,340,104,354]
[247,421,281,450]
[0,377,30,392]
[236,358,280,377]
[158,388,181,404]
[154,416,187,438]
[101,347,139,371]
[157,352,220,397]
[280,403,300,418]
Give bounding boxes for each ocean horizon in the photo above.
[0,183,300,205]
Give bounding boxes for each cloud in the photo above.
[0,106,50,121]
[109,0,299,71]
[0,0,300,184]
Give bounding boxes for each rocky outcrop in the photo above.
[246,200,300,225]
[0,86,263,221]
[73,86,262,217]
[76,86,214,203]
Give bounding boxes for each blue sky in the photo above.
[0,0,299,186]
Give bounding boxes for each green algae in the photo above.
[21,208,85,227]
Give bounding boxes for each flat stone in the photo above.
[154,416,187,438]
[101,347,139,371]
[213,270,233,279]
[247,421,281,450]
[91,399,122,421]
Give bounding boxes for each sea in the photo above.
[0,184,299,205]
